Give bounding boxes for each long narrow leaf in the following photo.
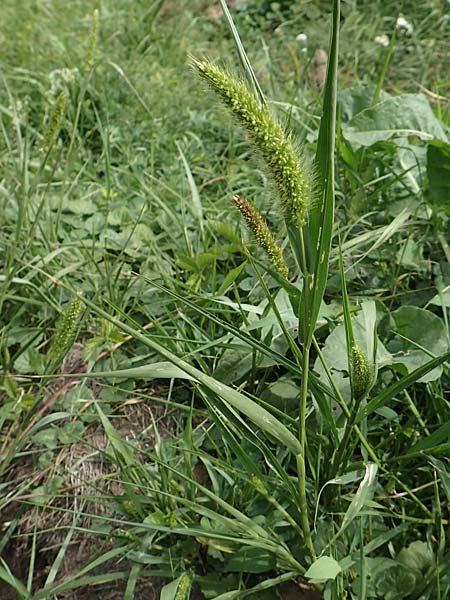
[305,0,339,347]
[44,362,198,382]
[79,296,302,455]
[177,142,204,241]
[359,349,450,421]
[218,0,265,106]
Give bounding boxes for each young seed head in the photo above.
[42,91,67,153]
[175,571,193,600]
[85,9,99,72]
[49,294,84,366]
[232,195,288,277]
[350,344,373,401]
[193,59,313,227]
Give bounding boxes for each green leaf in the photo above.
[306,0,339,348]
[80,296,302,455]
[0,559,32,599]
[339,463,378,534]
[95,403,136,468]
[427,139,450,208]
[261,375,299,412]
[57,421,85,444]
[427,456,450,505]
[396,541,434,573]
[32,428,59,449]
[374,563,417,599]
[362,349,450,421]
[177,143,204,241]
[406,421,450,456]
[61,362,198,382]
[304,556,342,581]
[161,572,192,600]
[388,306,449,382]
[314,301,390,400]
[428,287,450,308]
[338,86,390,121]
[342,94,449,148]
[217,262,248,295]
[224,546,276,574]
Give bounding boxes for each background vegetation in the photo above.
[1,1,449,599]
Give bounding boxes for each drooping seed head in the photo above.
[193,59,313,228]
[232,195,288,277]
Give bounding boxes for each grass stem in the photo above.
[297,345,316,561]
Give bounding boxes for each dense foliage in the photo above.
[1,1,449,599]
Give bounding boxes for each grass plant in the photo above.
[1,1,450,599]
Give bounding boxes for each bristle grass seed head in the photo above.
[193,58,314,228]
[232,195,288,277]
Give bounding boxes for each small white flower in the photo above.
[396,16,413,34]
[48,68,79,98]
[375,34,389,47]
[296,33,308,45]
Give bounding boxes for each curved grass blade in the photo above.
[359,349,450,422]
[79,295,302,455]
[218,0,265,107]
[146,278,336,408]
[322,463,378,552]
[0,559,31,599]
[42,362,198,382]
[177,142,205,242]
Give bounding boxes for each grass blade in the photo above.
[218,0,266,107]
[360,349,450,421]
[79,295,302,455]
[177,142,205,243]
[305,0,340,347]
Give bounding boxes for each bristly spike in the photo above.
[48,294,84,367]
[350,344,373,401]
[232,195,288,277]
[193,58,313,228]
[42,91,67,153]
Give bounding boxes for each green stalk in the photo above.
[287,221,316,560]
[328,395,365,480]
[297,344,316,561]
[313,337,379,467]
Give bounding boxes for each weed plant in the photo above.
[1,1,450,599]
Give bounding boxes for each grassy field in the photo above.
[1,1,450,599]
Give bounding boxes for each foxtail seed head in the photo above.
[42,91,67,153]
[232,195,288,277]
[350,344,373,401]
[174,571,193,600]
[85,9,99,72]
[193,59,313,227]
[49,294,84,366]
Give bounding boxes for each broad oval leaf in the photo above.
[305,556,342,581]
[342,94,449,148]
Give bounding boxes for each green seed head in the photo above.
[49,294,84,366]
[232,195,288,277]
[193,59,313,227]
[250,473,269,495]
[85,9,99,72]
[350,344,373,401]
[42,91,67,153]
[175,571,193,600]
